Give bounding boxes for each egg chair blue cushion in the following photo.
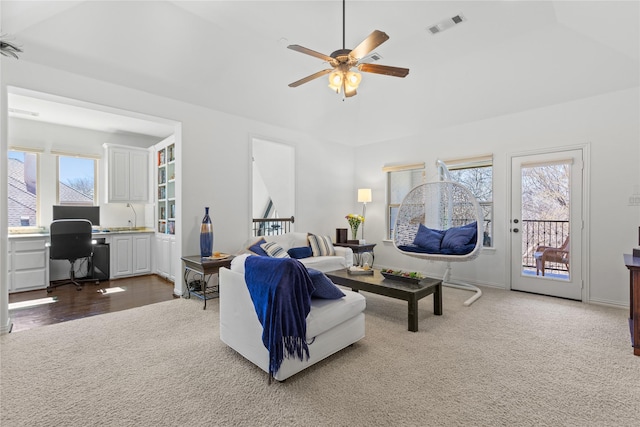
[402,222,477,255]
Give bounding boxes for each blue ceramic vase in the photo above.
[200,207,213,257]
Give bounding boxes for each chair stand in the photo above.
[442,263,483,306]
[46,259,83,293]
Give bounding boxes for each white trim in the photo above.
[382,162,425,172]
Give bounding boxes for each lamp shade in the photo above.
[358,188,372,203]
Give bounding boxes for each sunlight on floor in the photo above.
[8,297,57,310]
[98,287,126,294]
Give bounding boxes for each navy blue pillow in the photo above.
[288,246,312,259]
[441,222,477,250]
[306,268,345,299]
[413,224,444,253]
[247,238,269,256]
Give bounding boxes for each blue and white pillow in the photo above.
[260,241,290,258]
[308,234,335,257]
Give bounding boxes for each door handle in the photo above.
[513,228,519,233]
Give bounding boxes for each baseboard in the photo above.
[586,297,628,310]
[1,318,13,335]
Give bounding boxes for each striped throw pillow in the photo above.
[308,234,336,257]
[260,241,290,258]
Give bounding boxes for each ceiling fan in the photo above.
[287,0,409,98]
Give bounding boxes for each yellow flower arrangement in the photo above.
[345,214,365,240]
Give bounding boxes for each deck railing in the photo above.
[252,216,295,237]
[521,219,569,272]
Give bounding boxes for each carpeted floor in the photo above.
[1,286,639,426]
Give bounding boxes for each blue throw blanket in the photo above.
[244,256,314,378]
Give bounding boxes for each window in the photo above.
[8,150,39,227]
[383,163,425,240]
[57,155,97,205]
[443,155,493,247]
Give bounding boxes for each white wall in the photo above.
[0,59,356,332]
[355,87,640,307]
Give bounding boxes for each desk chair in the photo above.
[46,219,94,292]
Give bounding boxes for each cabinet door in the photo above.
[169,238,176,281]
[10,239,48,292]
[111,235,133,278]
[130,150,149,202]
[156,235,170,278]
[108,148,131,202]
[133,234,151,274]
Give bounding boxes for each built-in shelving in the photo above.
[156,138,176,235]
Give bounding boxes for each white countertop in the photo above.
[8,228,155,239]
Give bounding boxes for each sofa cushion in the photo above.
[261,241,290,258]
[264,232,308,252]
[306,291,366,339]
[308,234,336,257]
[298,256,347,273]
[307,268,345,299]
[247,238,268,256]
[288,246,312,259]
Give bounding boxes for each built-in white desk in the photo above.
[7,228,154,293]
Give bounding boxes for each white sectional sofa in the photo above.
[219,254,366,381]
[240,232,353,272]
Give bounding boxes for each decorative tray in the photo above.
[380,270,424,285]
[347,267,374,276]
[203,253,231,260]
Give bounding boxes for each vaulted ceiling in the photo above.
[2,1,638,146]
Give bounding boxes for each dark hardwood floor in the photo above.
[8,275,178,333]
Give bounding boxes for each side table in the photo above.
[181,255,234,309]
[334,243,376,267]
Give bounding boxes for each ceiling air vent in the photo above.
[427,13,466,35]
[358,52,382,65]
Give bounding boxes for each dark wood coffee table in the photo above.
[325,269,442,332]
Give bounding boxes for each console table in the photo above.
[181,255,234,309]
[623,254,640,356]
[334,243,376,266]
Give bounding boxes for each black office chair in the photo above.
[47,219,94,293]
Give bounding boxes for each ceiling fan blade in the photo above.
[287,44,336,64]
[288,69,333,88]
[349,30,389,60]
[358,63,410,78]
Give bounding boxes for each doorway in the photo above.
[251,137,295,236]
[510,149,585,300]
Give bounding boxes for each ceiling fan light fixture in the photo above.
[328,71,343,92]
[288,0,409,97]
[346,71,361,88]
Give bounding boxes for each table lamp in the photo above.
[358,188,372,242]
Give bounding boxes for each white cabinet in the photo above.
[8,237,48,293]
[104,144,150,203]
[111,233,151,278]
[155,234,175,282]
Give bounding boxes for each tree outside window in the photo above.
[446,158,493,247]
[58,156,96,206]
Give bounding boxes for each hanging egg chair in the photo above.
[393,164,484,305]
